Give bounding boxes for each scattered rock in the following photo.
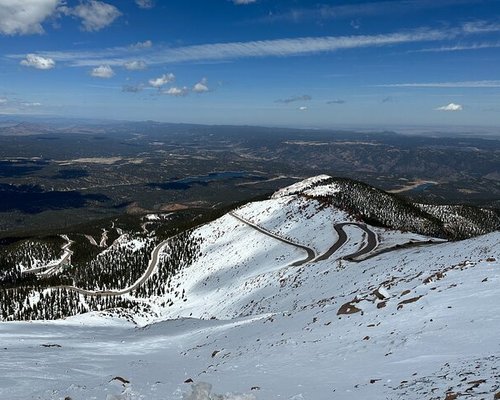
[370,379,381,384]
[184,378,194,383]
[423,272,445,284]
[211,350,220,358]
[337,301,361,315]
[251,386,261,391]
[110,376,130,386]
[494,391,500,399]
[467,379,486,390]
[377,301,387,309]
[444,392,459,400]
[486,257,496,262]
[41,344,62,348]
[374,286,390,300]
[363,336,370,340]
[397,296,423,310]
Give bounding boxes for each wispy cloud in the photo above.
[122,84,144,93]
[21,102,42,107]
[327,99,345,104]
[8,21,500,68]
[124,60,147,70]
[413,42,500,53]
[436,103,463,111]
[276,95,312,104]
[131,40,153,49]
[135,0,155,9]
[162,87,189,97]
[378,80,500,88]
[258,0,482,24]
[462,20,500,34]
[232,0,257,4]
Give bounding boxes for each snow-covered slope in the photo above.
[1,176,499,400]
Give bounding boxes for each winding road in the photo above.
[229,212,316,266]
[55,239,170,297]
[230,212,379,265]
[314,223,378,262]
[22,236,74,276]
[33,211,429,298]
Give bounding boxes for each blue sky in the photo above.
[1,0,500,128]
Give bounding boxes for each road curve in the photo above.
[315,223,378,262]
[22,236,74,276]
[229,212,316,266]
[54,239,170,297]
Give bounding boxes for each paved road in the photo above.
[22,236,74,276]
[315,223,378,262]
[231,213,379,265]
[229,212,316,266]
[55,239,170,297]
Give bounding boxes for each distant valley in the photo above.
[0,119,499,234]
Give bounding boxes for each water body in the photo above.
[150,171,265,191]
[410,182,436,192]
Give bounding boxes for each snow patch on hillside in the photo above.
[272,174,331,198]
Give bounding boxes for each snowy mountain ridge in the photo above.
[0,175,499,400]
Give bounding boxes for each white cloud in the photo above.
[131,40,152,49]
[124,60,147,70]
[62,0,121,32]
[91,64,114,78]
[0,98,7,105]
[298,106,308,111]
[232,0,257,4]
[435,103,463,111]
[0,0,60,35]
[149,73,175,88]
[163,86,189,96]
[135,0,155,9]
[378,80,500,88]
[193,78,209,93]
[20,54,55,69]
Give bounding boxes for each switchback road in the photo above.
[229,212,316,266]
